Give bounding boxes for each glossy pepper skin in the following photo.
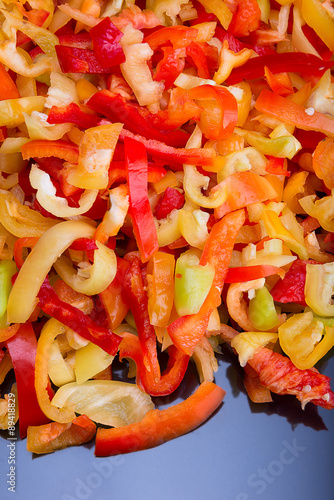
[270,259,319,306]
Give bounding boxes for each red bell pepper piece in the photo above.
[270,259,319,306]
[190,0,218,24]
[124,137,158,262]
[99,257,130,330]
[95,381,225,456]
[186,42,210,79]
[144,25,198,51]
[166,87,202,128]
[155,187,185,220]
[108,160,166,187]
[228,0,261,38]
[68,238,98,252]
[265,156,290,177]
[0,62,20,100]
[37,278,121,355]
[255,89,334,137]
[226,53,334,85]
[55,45,116,74]
[21,140,79,163]
[90,16,125,67]
[6,323,50,438]
[120,128,216,167]
[34,156,81,197]
[154,47,185,90]
[188,84,238,140]
[225,264,283,283]
[58,32,92,49]
[13,236,39,268]
[302,24,333,61]
[88,90,189,147]
[168,209,246,355]
[47,103,99,128]
[215,26,275,56]
[294,129,326,150]
[248,347,334,409]
[16,9,50,46]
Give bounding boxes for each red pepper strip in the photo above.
[188,84,238,140]
[154,47,185,90]
[120,128,216,167]
[168,209,246,355]
[55,45,116,74]
[264,67,294,97]
[21,140,79,163]
[226,53,334,85]
[27,415,96,454]
[108,161,166,187]
[37,278,121,355]
[87,90,189,147]
[155,187,185,220]
[58,32,92,49]
[265,156,290,176]
[6,323,50,438]
[255,89,334,138]
[95,381,225,456]
[69,238,98,251]
[90,16,125,66]
[144,25,198,51]
[215,26,275,56]
[186,42,210,79]
[16,9,50,46]
[294,129,326,150]
[124,137,158,263]
[228,0,261,38]
[123,258,160,378]
[0,62,20,100]
[270,259,319,306]
[14,236,39,268]
[99,257,130,330]
[248,347,334,409]
[302,25,333,61]
[34,156,81,197]
[225,265,283,283]
[191,0,218,24]
[47,103,99,128]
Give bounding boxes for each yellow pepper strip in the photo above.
[1,10,59,57]
[214,41,253,85]
[178,208,209,250]
[54,241,117,296]
[231,331,278,367]
[183,164,227,208]
[305,262,334,316]
[35,318,76,423]
[278,311,334,370]
[76,78,98,101]
[283,170,309,214]
[94,185,129,244]
[226,278,266,332]
[147,252,175,328]
[216,147,267,182]
[299,191,334,232]
[7,221,96,324]
[0,96,45,127]
[261,209,308,259]
[0,28,52,77]
[234,127,302,159]
[67,123,123,190]
[155,209,182,247]
[196,0,233,30]
[29,164,99,218]
[0,191,59,237]
[301,0,334,51]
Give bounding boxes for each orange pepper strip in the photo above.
[21,140,79,163]
[95,381,225,456]
[300,216,321,235]
[255,89,334,138]
[0,62,20,100]
[312,137,334,189]
[168,209,245,356]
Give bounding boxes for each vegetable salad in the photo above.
[0,0,334,456]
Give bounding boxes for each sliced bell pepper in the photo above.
[168,209,245,355]
[27,415,96,454]
[58,32,92,49]
[248,347,334,409]
[188,84,238,140]
[6,323,50,438]
[56,45,118,74]
[154,47,185,90]
[312,138,334,190]
[155,187,185,220]
[301,0,334,52]
[34,156,81,197]
[124,136,159,263]
[21,140,79,163]
[147,252,175,327]
[215,26,275,56]
[264,67,294,97]
[87,90,189,147]
[47,102,99,128]
[166,87,202,129]
[185,42,210,79]
[0,260,17,327]
[99,257,130,331]
[0,62,20,100]
[89,16,125,67]
[120,129,216,168]
[196,0,232,30]
[255,89,334,138]
[270,259,319,306]
[37,278,121,355]
[265,156,290,177]
[249,286,279,331]
[95,381,225,456]
[143,25,198,51]
[13,237,39,269]
[227,53,334,85]
[225,264,284,283]
[228,0,261,38]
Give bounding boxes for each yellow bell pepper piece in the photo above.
[301,0,334,52]
[196,0,233,30]
[305,262,334,316]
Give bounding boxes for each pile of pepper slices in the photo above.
[0,0,334,456]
